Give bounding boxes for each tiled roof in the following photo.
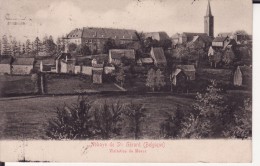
[151,47,167,64]
[144,32,170,41]
[192,36,200,42]
[218,32,233,37]
[183,32,208,38]
[13,58,35,65]
[67,28,83,38]
[176,65,195,72]
[200,34,213,43]
[109,49,135,60]
[81,27,138,40]
[182,32,212,43]
[56,53,72,60]
[172,68,182,76]
[213,36,228,42]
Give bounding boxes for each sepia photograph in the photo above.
[0,0,253,163]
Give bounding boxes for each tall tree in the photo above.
[223,49,235,65]
[68,43,77,53]
[155,69,166,91]
[11,38,20,56]
[146,68,156,92]
[115,66,125,87]
[124,102,146,139]
[180,80,225,138]
[25,39,31,54]
[1,35,12,58]
[33,37,41,56]
[93,100,124,139]
[76,44,91,56]
[103,38,116,54]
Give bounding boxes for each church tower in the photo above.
[204,0,214,37]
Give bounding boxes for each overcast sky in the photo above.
[0,0,252,42]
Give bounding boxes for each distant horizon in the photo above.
[0,0,252,42]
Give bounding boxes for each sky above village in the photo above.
[0,0,252,42]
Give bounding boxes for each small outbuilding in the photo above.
[176,65,196,80]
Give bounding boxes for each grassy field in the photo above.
[47,77,120,94]
[0,74,121,97]
[0,94,194,140]
[0,75,34,96]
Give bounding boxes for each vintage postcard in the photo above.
[0,0,252,163]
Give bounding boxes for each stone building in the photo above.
[66,27,138,53]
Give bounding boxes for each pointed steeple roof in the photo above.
[206,0,213,16]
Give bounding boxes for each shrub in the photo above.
[46,96,94,139]
[92,100,124,139]
[124,102,146,139]
[222,98,252,139]
[159,106,184,138]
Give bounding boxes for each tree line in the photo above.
[0,35,64,58]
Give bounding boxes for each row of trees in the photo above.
[0,35,62,58]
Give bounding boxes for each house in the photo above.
[92,69,103,84]
[172,32,212,48]
[218,32,250,44]
[176,65,196,80]
[233,66,252,87]
[186,35,208,49]
[12,58,35,75]
[66,28,83,45]
[55,52,76,73]
[222,45,235,64]
[74,56,92,74]
[60,58,76,74]
[0,57,13,74]
[66,27,138,53]
[150,47,167,67]
[171,68,187,86]
[109,49,135,65]
[212,36,231,49]
[144,32,170,41]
